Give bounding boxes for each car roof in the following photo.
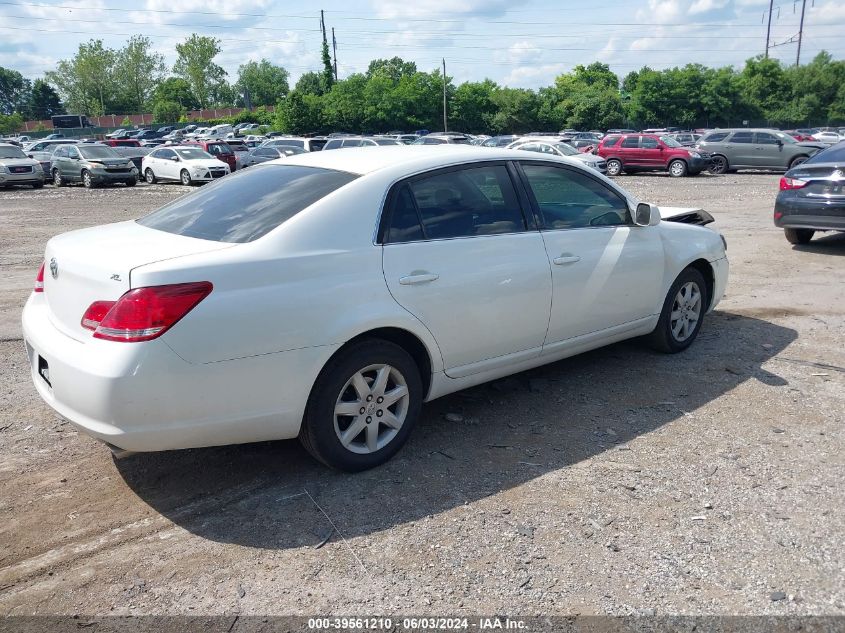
[275,145,580,176]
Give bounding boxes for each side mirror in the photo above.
[634,202,660,227]
[171,156,180,162]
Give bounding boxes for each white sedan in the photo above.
[23,146,729,471]
[506,138,607,173]
[141,146,230,186]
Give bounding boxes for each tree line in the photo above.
[1,32,844,136]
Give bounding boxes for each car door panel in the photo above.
[517,162,664,347]
[380,163,552,376]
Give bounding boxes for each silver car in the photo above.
[698,129,824,174]
[240,145,306,168]
[506,139,608,174]
[0,143,45,188]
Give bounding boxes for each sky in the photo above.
[2,0,845,89]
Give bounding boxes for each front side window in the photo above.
[756,132,780,145]
[620,136,640,148]
[602,135,621,147]
[642,136,659,149]
[385,164,525,242]
[323,139,342,150]
[521,163,629,230]
[343,139,363,147]
[138,165,359,243]
[66,146,80,159]
[730,132,754,144]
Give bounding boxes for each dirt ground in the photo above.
[0,172,843,617]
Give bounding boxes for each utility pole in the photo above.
[764,0,774,58]
[796,0,807,66]
[332,27,338,81]
[320,9,326,42]
[442,58,447,133]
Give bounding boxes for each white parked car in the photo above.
[507,138,608,174]
[811,131,842,145]
[23,146,728,471]
[261,137,328,152]
[141,145,230,186]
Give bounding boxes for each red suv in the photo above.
[183,140,237,171]
[597,133,709,177]
[102,139,141,148]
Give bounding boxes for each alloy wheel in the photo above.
[333,364,409,455]
[670,281,702,342]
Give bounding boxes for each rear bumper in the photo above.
[774,195,845,231]
[22,293,334,452]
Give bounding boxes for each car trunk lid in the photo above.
[43,221,232,341]
[789,163,845,199]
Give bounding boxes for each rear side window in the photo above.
[521,163,629,230]
[702,132,729,142]
[385,164,526,242]
[138,165,358,243]
[323,139,342,150]
[805,142,845,164]
[730,132,754,144]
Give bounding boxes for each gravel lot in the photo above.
[0,173,843,617]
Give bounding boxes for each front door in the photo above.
[516,162,664,349]
[753,131,784,168]
[381,162,552,377]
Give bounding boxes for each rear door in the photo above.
[727,131,756,166]
[381,162,552,377]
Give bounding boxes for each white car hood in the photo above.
[184,159,228,169]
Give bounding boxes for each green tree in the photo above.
[366,57,418,83]
[153,77,199,110]
[322,74,367,131]
[236,60,289,107]
[275,90,324,134]
[152,100,183,123]
[488,88,540,134]
[0,113,24,134]
[295,71,325,96]
[321,40,334,92]
[738,56,789,123]
[451,80,498,133]
[45,40,118,115]
[117,35,166,113]
[173,34,226,109]
[27,79,64,119]
[0,66,31,115]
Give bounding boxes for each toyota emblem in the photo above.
[49,258,58,279]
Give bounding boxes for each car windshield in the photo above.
[79,145,119,159]
[176,148,212,160]
[0,146,27,159]
[660,136,683,148]
[138,165,359,243]
[552,143,579,156]
[805,141,845,164]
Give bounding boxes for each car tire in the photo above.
[180,169,192,186]
[606,159,623,176]
[788,156,808,170]
[125,178,136,187]
[82,170,95,189]
[52,169,64,187]
[647,267,708,354]
[299,339,423,472]
[144,168,156,184]
[784,228,814,245]
[669,159,688,177]
[709,155,728,175]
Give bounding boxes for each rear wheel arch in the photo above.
[332,327,434,399]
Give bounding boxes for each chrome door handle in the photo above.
[399,273,439,285]
[553,255,581,265]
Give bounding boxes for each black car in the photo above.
[112,146,153,179]
[774,140,845,244]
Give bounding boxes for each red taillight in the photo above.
[83,282,212,342]
[80,300,116,330]
[34,262,45,293]
[780,177,808,190]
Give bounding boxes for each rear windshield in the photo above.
[805,141,845,164]
[137,164,359,243]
